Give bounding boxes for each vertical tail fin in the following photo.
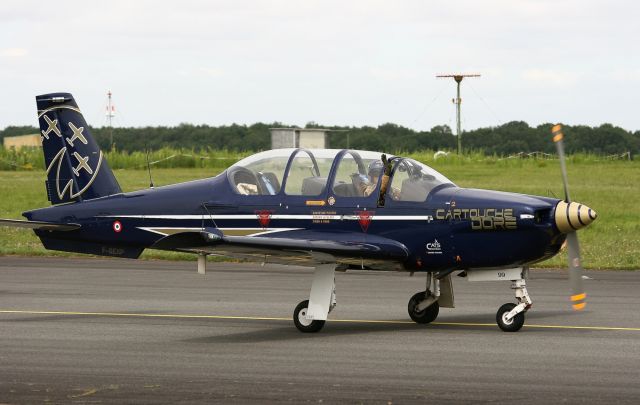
[36,92,121,204]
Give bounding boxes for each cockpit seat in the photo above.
[400,178,429,202]
[228,166,260,195]
[333,182,358,197]
[260,172,281,194]
[301,177,327,196]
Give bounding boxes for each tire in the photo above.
[293,300,325,333]
[496,303,525,332]
[408,291,440,324]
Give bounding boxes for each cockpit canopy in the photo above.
[226,148,454,202]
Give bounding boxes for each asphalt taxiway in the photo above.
[1,257,639,403]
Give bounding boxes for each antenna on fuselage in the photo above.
[145,147,154,188]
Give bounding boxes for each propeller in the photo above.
[552,124,595,311]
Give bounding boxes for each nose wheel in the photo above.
[495,278,532,332]
[496,303,525,332]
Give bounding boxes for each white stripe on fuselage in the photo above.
[137,226,303,237]
[101,214,434,221]
[137,226,202,236]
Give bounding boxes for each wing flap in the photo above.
[0,218,80,231]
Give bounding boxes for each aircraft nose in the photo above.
[554,201,597,233]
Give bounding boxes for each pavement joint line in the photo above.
[1,309,639,331]
[0,310,640,332]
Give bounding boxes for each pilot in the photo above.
[361,161,383,197]
[361,160,401,200]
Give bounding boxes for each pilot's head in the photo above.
[368,160,384,184]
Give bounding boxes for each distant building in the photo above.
[270,128,330,149]
[3,134,41,149]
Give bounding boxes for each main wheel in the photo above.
[408,291,440,324]
[496,303,525,332]
[293,300,325,333]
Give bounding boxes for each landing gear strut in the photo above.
[293,263,336,333]
[408,272,440,324]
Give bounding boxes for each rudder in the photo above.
[36,92,121,204]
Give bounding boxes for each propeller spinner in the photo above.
[552,124,597,310]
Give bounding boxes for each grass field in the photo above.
[1,158,638,269]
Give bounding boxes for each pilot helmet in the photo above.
[368,160,384,177]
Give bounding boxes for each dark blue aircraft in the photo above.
[1,93,597,332]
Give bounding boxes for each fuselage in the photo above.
[24,166,565,272]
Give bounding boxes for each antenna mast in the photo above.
[146,148,154,188]
[436,73,480,154]
[106,90,116,150]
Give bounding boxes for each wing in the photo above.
[152,228,409,268]
[0,218,81,231]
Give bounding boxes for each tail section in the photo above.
[36,92,121,204]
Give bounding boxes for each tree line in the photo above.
[1,121,638,156]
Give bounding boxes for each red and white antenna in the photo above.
[106,91,116,121]
[106,91,116,149]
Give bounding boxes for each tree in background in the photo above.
[1,122,637,156]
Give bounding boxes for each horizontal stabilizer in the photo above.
[0,218,80,231]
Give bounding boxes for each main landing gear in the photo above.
[293,263,337,333]
[408,291,439,324]
[293,300,326,333]
[408,272,447,325]
[293,266,452,332]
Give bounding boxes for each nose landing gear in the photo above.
[496,278,532,332]
[466,267,532,332]
[496,303,525,332]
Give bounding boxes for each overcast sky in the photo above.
[1,0,639,131]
